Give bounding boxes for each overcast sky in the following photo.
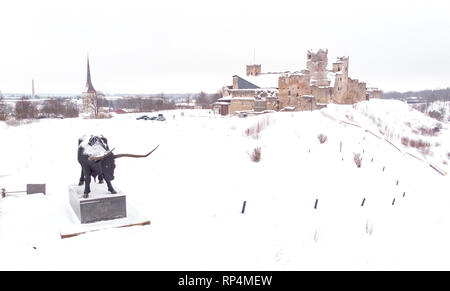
[1,0,450,94]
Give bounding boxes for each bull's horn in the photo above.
[88,148,115,161]
[114,145,159,159]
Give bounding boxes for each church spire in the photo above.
[85,57,96,93]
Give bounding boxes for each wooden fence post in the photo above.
[241,201,247,214]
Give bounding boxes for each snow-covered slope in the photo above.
[0,100,449,270]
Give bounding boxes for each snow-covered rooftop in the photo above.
[243,73,281,89]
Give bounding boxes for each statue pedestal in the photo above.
[69,184,127,224]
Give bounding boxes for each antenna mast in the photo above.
[32,79,35,99]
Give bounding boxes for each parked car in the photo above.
[157,114,166,121]
[136,115,150,120]
[238,112,248,118]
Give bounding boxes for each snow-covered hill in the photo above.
[0,99,449,270]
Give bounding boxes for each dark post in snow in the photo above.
[314,199,318,209]
[340,141,342,153]
[396,180,399,186]
[1,188,5,198]
[403,192,406,197]
[361,198,366,207]
[241,201,247,214]
[383,166,385,172]
[392,198,396,205]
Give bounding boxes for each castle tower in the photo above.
[306,49,330,86]
[82,57,97,113]
[246,64,261,76]
[332,56,349,104]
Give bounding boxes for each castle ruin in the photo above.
[214,49,382,115]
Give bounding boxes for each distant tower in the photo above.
[82,57,97,113]
[332,56,350,104]
[246,64,261,76]
[31,79,36,99]
[306,49,330,87]
[246,48,261,76]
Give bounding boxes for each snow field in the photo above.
[0,100,449,270]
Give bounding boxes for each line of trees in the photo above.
[382,87,450,102]
[40,98,79,118]
[195,91,222,107]
[0,89,224,121]
[1,96,80,120]
[14,97,39,119]
[110,97,176,112]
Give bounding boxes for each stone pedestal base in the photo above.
[69,184,127,224]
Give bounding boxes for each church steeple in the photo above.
[85,57,96,93]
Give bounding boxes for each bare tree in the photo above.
[197,91,208,107]
[0,91,8,120]
[15,97,37,120]
[41,98,65,117]
[209,90,223,104]
[84,91,107,117]
[62,99,79,117]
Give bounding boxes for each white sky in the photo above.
[1,0,450,94]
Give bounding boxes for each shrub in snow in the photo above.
[317,133,327,144]
[250,147,261,162]
[401,137,409,146]
[5,119,37,127]
[244,117,271,139]
[433,123,443,134]
[353,153,362,168]
[409,139,430,149]
[5,119,21,126]
[401,136,431,154]
[84,112,113,119]
[417,125,441,136]
[428,110,443,121]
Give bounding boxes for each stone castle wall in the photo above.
[346,78,367,104]
[229,98,254,114]
[310,86,332,105]
[278,71,311,109]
